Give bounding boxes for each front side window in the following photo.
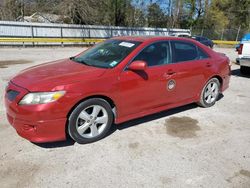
[72,40,141,68]
[133,41,171,67]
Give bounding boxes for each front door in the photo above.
[118,41,177,118]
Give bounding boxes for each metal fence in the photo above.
[192,27,249,42]
[0,21,191,46]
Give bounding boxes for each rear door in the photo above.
[164,40,210,102]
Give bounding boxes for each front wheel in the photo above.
[68,98,114,144]
[198,78,220,108]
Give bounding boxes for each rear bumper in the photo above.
[4,82,67,143]
[239,58,250,67]
[221,74,230,92]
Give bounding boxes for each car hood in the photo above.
[11,58,107,91]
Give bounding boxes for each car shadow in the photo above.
[217,93,224,101]
[116,94,225,131]
[106,103,200,136]
[35,103,198,148]
[231,69,250,78]
[33,138,75,148]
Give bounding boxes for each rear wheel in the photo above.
[198,78,220,108]
[68,98,113,144]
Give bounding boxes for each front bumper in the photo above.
[4,82,67,143]
[6,113,67,143]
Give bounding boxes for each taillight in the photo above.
[238,44,243,55]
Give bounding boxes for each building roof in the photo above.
[17,12,69,23]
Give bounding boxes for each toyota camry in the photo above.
[4,36,231,144]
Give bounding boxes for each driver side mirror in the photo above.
[128,60,147,71]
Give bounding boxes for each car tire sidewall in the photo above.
[68,98,113,144]
[198,78,220,108]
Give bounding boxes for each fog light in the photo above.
[22,124,36,131]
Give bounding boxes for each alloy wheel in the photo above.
[204,81,219,104]
[76,105,108,138]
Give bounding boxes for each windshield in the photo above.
[72,40,141,68]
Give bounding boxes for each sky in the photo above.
[132,0,170,13]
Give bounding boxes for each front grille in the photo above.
[7,90,20,101]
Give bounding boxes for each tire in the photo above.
[198,78,220,108]
[240,66,250,75]
[68,98,114,144]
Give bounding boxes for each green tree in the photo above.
[59,0,101,24]
[147,3,168,28]
[227,0,250,29]
[0,0,22,20]
[105,0,131,26]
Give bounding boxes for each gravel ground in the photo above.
[0,47,250,188]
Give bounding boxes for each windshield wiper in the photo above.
[69,57,108,69]
[69,57,91,66]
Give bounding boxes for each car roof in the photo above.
[112,36,196,43]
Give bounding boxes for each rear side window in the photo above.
[200,37,207,41]
[171,41,198,63]
[195,37,201,41]
[197,48,209,59]
[171,41,209,63]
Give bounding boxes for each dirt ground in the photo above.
[0,47,249,188]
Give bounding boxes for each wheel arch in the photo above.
[66,95,117,120]
[65,95,117,137]
[197,75,222,107]
[203,75,223,89]
[197,75,223,101]
[211,75,223,91]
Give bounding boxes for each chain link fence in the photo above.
[192,27,250,41]
[0,21,192,46]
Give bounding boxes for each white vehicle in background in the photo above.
[236,33,250,74]
[169,32,191,38]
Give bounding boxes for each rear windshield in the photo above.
[72,40,141,68]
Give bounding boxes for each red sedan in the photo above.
[4,36,231,144]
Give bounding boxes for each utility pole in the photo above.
[20,0,25,21]
[167,0,172,28]
[236,25,241,42]
[115,0,118,26]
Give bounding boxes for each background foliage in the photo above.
[0,0,249,40]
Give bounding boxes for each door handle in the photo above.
[206,62,212,67]
[167,71,176,75]
[162,70,176,79]
[166,69,176,75]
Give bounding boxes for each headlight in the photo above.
[19,91,65,105]
[4,82,9,90]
